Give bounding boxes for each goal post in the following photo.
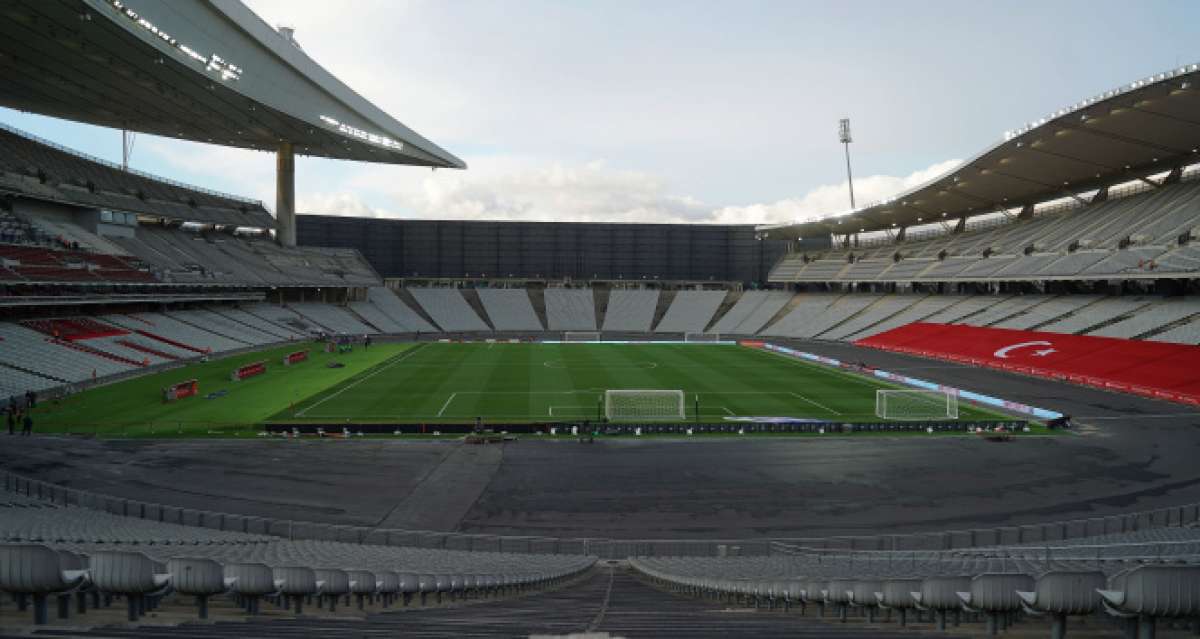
[875,389,958,421]
[604,389,686,422]
[564,331,601,342]
[684,332,721,343]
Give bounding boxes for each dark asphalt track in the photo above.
[1,340,1198,540]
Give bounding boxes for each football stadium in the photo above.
[0,1,1199,637]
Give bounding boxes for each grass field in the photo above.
[30,341,1019,436]
[32,342,411,436]
[275,342,1009,424]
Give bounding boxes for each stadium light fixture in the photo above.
[838,118,856,209]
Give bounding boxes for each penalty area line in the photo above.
[789,391,842,416]
[293,345,426,418]
[436,393,458,417]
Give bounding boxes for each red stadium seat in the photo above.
[856,323,1200,405]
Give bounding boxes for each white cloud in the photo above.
[237,0,989,211]
[134,131,959,228]
[297,192,390,218]
[710,159,963,225]
[330,156,961,226]
[372,156,710,223]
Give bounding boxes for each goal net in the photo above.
[875,389,958,421]
[605,390,686,422]
[684,332,721,343]
[564,331,601,342]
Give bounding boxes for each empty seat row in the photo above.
[0,543,593,625]
[770,178,1200,285]
[654,290,726,333]
[601,289,659,332]
[366,287,438,332]
[632,555,1200,639]
[477,288,544,331]
[543,288,598,331]
[408,288,491,332]
[288,303,378,335]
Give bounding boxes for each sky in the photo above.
[2,0,1198,226]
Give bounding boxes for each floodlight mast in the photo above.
[839,118,856,209]
[121,129,136,171]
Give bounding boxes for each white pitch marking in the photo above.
[789,391,841,415]
[548,406,592,418]
[436,393,458,417]
[294,346,425,417]
[722,406,735,416]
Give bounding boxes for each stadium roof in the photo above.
[0,0,465,169]
[758,64,1200,240]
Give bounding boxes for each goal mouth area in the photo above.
[559,331,600,341]
[604,389,687,422]
[875,389,959,421]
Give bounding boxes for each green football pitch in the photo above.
[31,341,1015,436]
[277,342,1008,424]
[281,342,1010,423]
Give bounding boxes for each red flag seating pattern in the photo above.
[854,322,1200,406]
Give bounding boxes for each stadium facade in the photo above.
[298,215,790,285]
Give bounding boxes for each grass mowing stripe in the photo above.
[293,343,427,417]
[743,344,1009,421]
[45,341,1035,432]
[669,345,805,417]
[35,343,411,435]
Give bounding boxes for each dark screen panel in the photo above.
[298,215,789,285]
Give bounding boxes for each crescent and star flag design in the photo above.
[856,322,1200,405]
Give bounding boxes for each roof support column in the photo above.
[276,142,296,247]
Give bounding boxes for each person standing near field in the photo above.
[6,408,14,435]
[21,412,32,437]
